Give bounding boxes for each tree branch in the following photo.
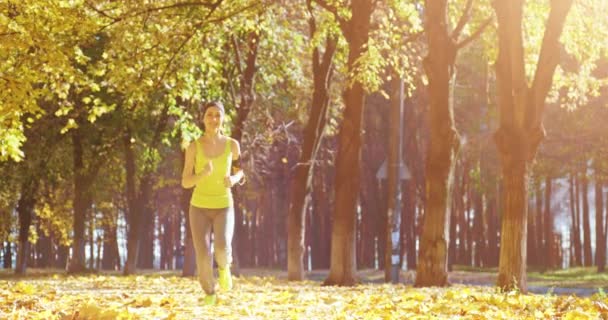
[85,1,120,21]
[405,30,424,44]
[231,35,244,75]
[312,0,347,33]
[451,0,474,41]
[155,30,197,88]
[123,1,219,21]
[99,0,226,30]
[307,0,321,72]
[456,16,493,50]
[530,0,574,127]
[204,1,262,26]
[0,32,19,37]
[0,75,18,84]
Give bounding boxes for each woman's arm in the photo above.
[226,138,245,187]
[181,142,211,189]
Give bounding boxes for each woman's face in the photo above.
[202,106,223,131]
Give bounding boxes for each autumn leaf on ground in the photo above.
[1,273,608,319]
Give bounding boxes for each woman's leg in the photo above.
[212,206,235,268]
[189,205,215,295]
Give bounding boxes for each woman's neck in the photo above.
[204,130,221,140]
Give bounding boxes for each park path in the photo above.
[238,268,600,297]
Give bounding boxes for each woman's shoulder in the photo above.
[185,138,202,152]
[226,137,240,149]
[226,136,239,145]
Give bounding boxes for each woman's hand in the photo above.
[224,175,237,187]
[202,161,213,177]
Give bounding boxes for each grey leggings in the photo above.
[189,205,234,294]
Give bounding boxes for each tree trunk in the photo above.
[415,0,461,287]
[404,180,417,270]
[16,180,37,275]
[123,128,140,275]
[572,173,583,266]
[137,201,154,269]
[473,189,484,267]
[595,169,605,272]
[277,152,290,269]
[181,187,196,276]
[485,190,499,267]
[526,181,537,267]
[173,208,182,269]
[67,126,102,273]
[544,176,554,269]
[359,150,384,270]
[67,131,88,273]
[571,172,582,267]
[495,147,529,291]
[230,31,259,274]
[89,212,96,270]
[377,179,387,271]
[55,244,69,269]
[4,242,12,268]
[493,0,572,292]
[311,157,332,269]
[259,191,270,267]
[448,196,457,270]
[160,215,170,270]
[534,179,543,268]
[453,165,466,266]
[464,173,473,266]
[605,189,608,271]
[269,188,277,267]
[287,21,336,279]
[359,91,389,271]
[37,225,53,268]
[403,104,418,270]
[102,219,120,270]
[249,203,258,267]
[384,77,405,282]
[582,168,592,266]
[323,0,373,287]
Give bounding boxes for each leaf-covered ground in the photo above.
[2,271,608,319]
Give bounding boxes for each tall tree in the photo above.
[287,0,337,280]
[313,0,375,286]
[415,0,491,287]
[492,0,573,291]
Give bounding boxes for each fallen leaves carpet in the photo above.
[2,274,607,319]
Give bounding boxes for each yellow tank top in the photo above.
[190,138,233,209]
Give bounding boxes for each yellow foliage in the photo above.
[0,274,606,319]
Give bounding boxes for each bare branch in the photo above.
[456,16,493,50]
[452,0,474,41]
